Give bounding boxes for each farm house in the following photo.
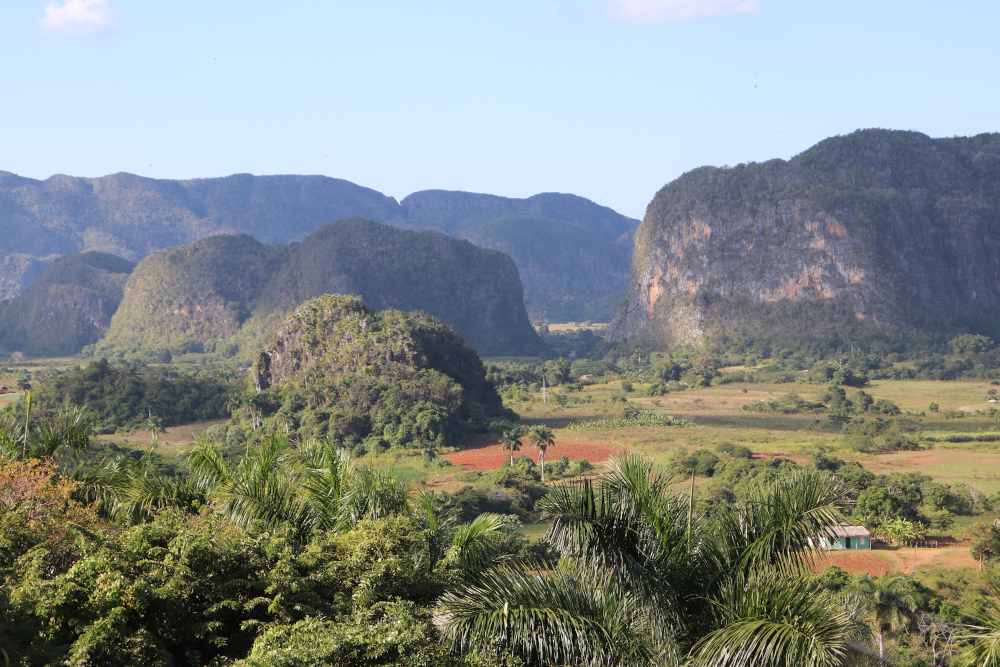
[809,522,872,550]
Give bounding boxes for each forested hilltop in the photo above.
[609,129,1000,355]
[0,170,636,321]
[245,294,514,447]
[92,218,544,360]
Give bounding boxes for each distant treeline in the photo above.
[15,359,236,433]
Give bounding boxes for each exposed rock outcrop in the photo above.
[609,129,1000,350]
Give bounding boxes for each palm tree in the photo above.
[966,572,1000,666]
[0,401,92,461]
[142,414,165,444]
[499,427,525,467]
[847,574,917,658]
[74,443,204,522]
[187,433,409,537]
[436,453,882,666]
[528,424,555,482]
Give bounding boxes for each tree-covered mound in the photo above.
[92,218,543,361]
[0,252,134,356]
[15,358,235,433]
[609,129,1000,356]
[246,294,515,449]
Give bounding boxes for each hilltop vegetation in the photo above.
[241,294,515,449]
[0,252,134,356]
[610,129,1000,356]
[92,218,543,361]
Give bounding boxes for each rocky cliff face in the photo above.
[609,129,1000,350]
[0,252,135,355]
[99,218,543,359]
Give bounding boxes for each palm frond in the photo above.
[710,471,847,577]
[689,572,874,667]
[436,565,662,667]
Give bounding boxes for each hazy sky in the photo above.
[2,0,997,218]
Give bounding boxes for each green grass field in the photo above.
[512,376,1000,496]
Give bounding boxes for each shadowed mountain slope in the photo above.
[0,252,135,356]
[0,171,636,322]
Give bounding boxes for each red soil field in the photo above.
[443,440,621,472]
[810,552,893,576]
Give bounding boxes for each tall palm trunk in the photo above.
[539,446,546,482]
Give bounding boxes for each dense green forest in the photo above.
[3,424,1000,666]
[240,294,514,451]
[12,359,235,433]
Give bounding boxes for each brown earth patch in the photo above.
[810,552,894,576]
[443,440,621,472]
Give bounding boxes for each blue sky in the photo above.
[1,1,997,218]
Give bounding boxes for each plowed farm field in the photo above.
[443,440,621,471]
[810,552,894,576]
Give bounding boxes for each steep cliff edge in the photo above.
[609,129,1000,351]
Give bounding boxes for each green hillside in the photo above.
[247,293,514,446]
[0,252,135,356]
[94,218,543,360]
[0,171,636,321]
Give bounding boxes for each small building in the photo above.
[579,374,596,381]
[809,521,872,550]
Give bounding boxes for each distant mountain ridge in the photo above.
[94,218,543,360]
[0,170,637,321]
[609,129,1000,352]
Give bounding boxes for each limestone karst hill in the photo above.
[95,218,543,360]
[0,252,135,356]
[608,129,1000,352]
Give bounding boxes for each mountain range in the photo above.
[0,171,637,322]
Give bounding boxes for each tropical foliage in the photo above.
[243,295,515,449]
[13,358,235,433]
[437,454,877,666]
